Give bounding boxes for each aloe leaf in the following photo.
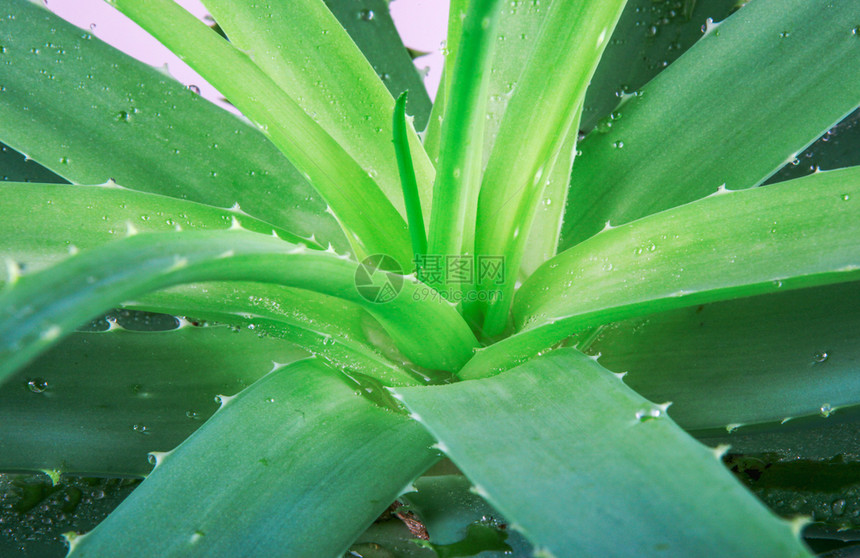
[0,229,477,382]
[582,280,860,433]
[518,103,581,279]
[200,0,435,222]
[561,0,860,249]
[394,349,811,556]
[427,0,504,272]
[475,0,627,336]
[0,326,307,476]
[461,167,860,379]
[0,1,345,250]
[67,359,437,556]
[581,0,737,131]
[136,283,431,387]
[106,0,412,266]
[0,182,312,275]
[323,0,433,130]
[394,92,428,262]
[0,183,423,385]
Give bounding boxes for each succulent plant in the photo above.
[1,0,859,555]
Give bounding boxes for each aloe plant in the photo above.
[1,0,859,555]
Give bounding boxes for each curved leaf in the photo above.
[585,280,860,433]
[581,0,738,131]
[0,229,478,382]
[0,326,307,476]
[0,181,311,276]
[394,349,811,556]
[323,0,432,130]
[475,0,626,335]
[461,168,860,379]
[107,0,412,266]
[0,1,345,249]
[201,0,436,223]
[561,0,860,248]
[68,358,437,556]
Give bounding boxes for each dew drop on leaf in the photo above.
[358,9,374,21]
[27,378,48,393]
[812,351,829,364]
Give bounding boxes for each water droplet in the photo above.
[613,140,624,148]
[27,378,48,393]
[635,406,662,421]
[820,403,833,418]
[841,193,850,201]
[133,423,150,434]
[185,410,201,420]
[264,397,275,403]
[852,26,860,36]
[833,499,846,516]
[779,31,790,38]
[187,84,200,95]
[358,9,374,21]
[115,110,131,122]
[812,351,829,363]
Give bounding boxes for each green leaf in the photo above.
[461,167,860,379]
[0,229,478,382]
[394,92,428,263]
[518,104,581,280]
[201,0,436,224]
[135,282,433,387]
[561,0,860,249]
[67,358,437,556]
[323,0,433,130]
[0,183,425,385]
[0,1,345,250]
[427,0,504,274]
[581,0,738,131]
[107,0,412,266]
[584,280,860,433]
[0,182,312,276]
[475,0,627,336]
[394,349,811,556]
[0,326,307,476]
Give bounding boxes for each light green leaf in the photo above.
[136,282,433,387]
[0,229,477,382]
[461,167,860,379]
[0,326,307,476]
[394,349,811,556]
[0,182,425,385]
[428,0,504,273]
[323,0,433,130]
[561,0,860,249]
[0,1,345,250]
[68,359,437,556]
[584,280,860,432]
[201,0,436,224]
[475,0,626,336]
[0,181,312,276]
[517,103,580,280]
[107,0,412,266]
